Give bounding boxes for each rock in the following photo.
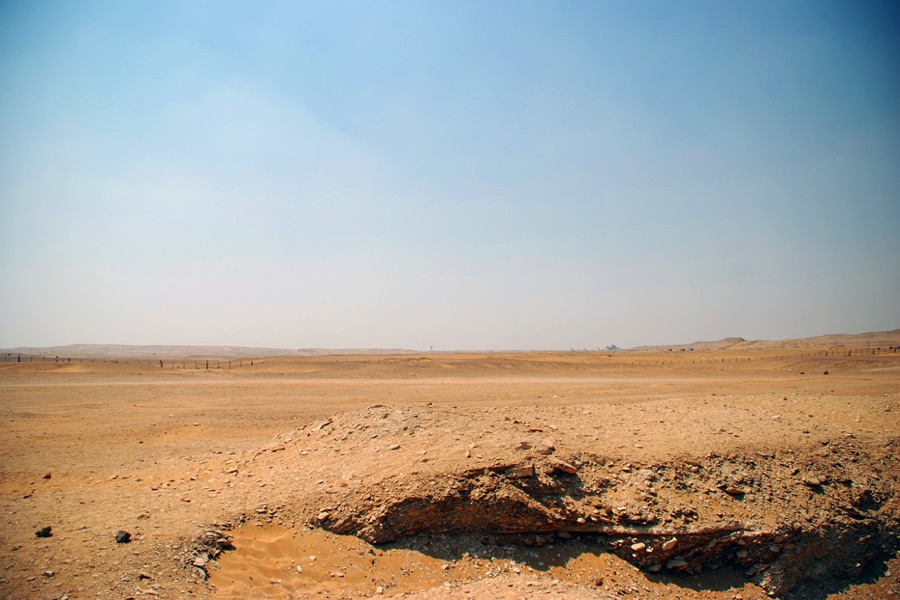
[666,558,689,570]
[506,465,535,478]
[115,530,132,544]
[35,526,52,538]
[662,538,678,551]
[594,576,604,586]
[549,458,578,474]
[538,439,556,455]
[631,542,646,552]
[138,572,153,580]
[389,444,401,451]
[42,473,51,479]
[803,475,823,487]
[517,441,532,450]
[42,570,55,577]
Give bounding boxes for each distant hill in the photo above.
[638,329,900,352]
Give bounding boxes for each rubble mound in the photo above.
[197,405,900,598]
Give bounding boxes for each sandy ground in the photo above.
[0,349,898,599]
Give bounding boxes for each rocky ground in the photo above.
[0,349,898,599]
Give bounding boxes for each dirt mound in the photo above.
[197,404,899,598]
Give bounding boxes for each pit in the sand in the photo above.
[209,524,764,599]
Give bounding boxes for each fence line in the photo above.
[1,354,257,369]
[3,347,897,367]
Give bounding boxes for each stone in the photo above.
[662,538,678,552]
[666,558,689,570]
[35,526,52,538]
[538,439,556,455]
[549,458,578,474]
[631,542,646,552]
[389,444,400,451]
[803,475,822,487]
[115,530,132,544]
[506,465,535,478]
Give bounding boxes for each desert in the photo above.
[1,334,898,600]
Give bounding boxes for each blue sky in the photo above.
[1,1,898,350]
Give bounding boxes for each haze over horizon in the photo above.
[2,1,898,351]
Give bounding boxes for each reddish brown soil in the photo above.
[0,349,898,599]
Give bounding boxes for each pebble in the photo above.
[662,538,678,551]
[115,530,132,544]
[34,526,52,538]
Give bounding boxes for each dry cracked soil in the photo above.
[0,348,898,599]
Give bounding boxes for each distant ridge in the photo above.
[0,344,420,360]
[638,329,899,352]
[2,330,898,358]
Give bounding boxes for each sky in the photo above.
[1,1,898,351]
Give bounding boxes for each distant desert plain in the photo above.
[1,330,898,599]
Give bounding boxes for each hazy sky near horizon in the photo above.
[1,1,898,350]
